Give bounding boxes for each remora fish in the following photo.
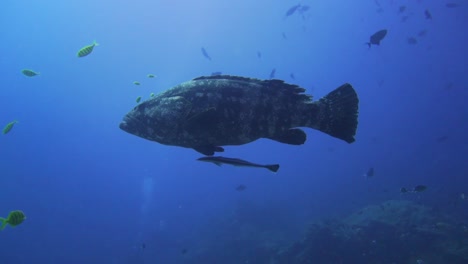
[197,156,280,172]
[367,29,387,48]
[119,75,359,155]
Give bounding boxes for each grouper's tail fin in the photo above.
[311,83,359,143]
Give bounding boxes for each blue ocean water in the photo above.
[1,0,467,263]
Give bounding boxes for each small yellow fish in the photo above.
[0,210,26,230]
[3,120,18,134]
[133,81,141,85]
[147,74,155,78]
[136,96,142,103]
[77,40,99,57]
[21,69,40,77]
[150,92,155,97]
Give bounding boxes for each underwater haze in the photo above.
[1,0,467,263]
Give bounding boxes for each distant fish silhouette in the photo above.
[290,73,295,80]
[257,51,262,59]
[400,185,427,193]
[269,68,276,79]
[424,9,432,20]
[284,4,301,18]
[364,167,375,178]
[398,5,406,14]
[366,29,387,48]
[446,3,459,8]
[236,184,247,191]
[413,185,427,193]
[298,5,310,14]
[21,69,40,77]
[418,30,427,37]
[201,47,212,61]
[407,37,417,45]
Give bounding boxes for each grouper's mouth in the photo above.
[119,119,130,132]
[119,115,143,135]
[119,114,168,143]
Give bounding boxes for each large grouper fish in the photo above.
[119,75,359,155]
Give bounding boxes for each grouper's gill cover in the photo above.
[119,75,359,155]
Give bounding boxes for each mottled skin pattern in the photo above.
[120,75,358,154]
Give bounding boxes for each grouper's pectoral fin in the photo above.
[267,128,307,145]
[193,146,224,156]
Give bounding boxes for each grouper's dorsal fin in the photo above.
[193,75,285,85]
[193,75,262,82]
[192,75,312,101]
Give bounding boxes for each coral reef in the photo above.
[275,200,468,264]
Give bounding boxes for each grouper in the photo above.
[119,75,359,155]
